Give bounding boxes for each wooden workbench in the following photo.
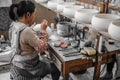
[48,40,120,80]
[34,1,120,80]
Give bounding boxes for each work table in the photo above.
[34,1,120,80]
[48,36,120,80]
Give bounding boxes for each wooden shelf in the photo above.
[109,5,120,12]
[75,0,107,13]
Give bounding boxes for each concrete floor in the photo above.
[0,70,10,80]
[0,70,53,80]
[0,64,117,80]
[69,64,117,80]
[0,69,63,80]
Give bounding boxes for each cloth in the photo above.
[107,62,115,72]
[106,55,116,72]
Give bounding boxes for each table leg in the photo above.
[93,62,101,80]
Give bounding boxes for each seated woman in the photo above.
[9,1,60,80]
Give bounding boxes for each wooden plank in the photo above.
[75,0,106,13]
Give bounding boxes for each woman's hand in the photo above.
[41,19,48,31]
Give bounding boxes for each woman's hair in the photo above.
[9,0,35,21]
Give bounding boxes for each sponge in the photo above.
[84,47,96,56]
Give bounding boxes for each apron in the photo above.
[10,55,51,80]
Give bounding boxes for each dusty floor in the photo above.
[0,64,117,80]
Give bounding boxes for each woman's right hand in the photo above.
[41,19,48,31]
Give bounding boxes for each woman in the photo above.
[9,1,60,80]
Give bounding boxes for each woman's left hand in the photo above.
[41,19,48,31]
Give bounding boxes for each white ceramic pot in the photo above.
[57,2,75,12]
[57,4,65,12]
[75,9,99,24]
[63,5,84,18]
[56,0,64,3]
[91,14,120,31]
[108,20,120,41]
[47,1,58,10]
[33,24,52,37]
[35,0,48,3]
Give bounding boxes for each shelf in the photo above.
[75,0,107,13]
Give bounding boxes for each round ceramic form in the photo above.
[47,1,58,10]
[33,24,52,37]
[75,9,99,23]
[108,20,120,41]
[57,2,74,12]
[91,14,120,31]
[63,5,84,18]
[35,0,48,3]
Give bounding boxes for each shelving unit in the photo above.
[85,24,120,80]
[74,0,109,13]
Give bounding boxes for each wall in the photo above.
[0,0,12,40]
[0,0,56,39]
[34,3,56,25]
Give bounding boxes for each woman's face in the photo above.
[27,10,36,26]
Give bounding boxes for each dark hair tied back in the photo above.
[9,1,35,21]
[9,4,18,21]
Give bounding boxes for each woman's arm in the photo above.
[34,30,48,52]
[25,20,48,53]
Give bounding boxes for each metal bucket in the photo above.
[56,22,72,37]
